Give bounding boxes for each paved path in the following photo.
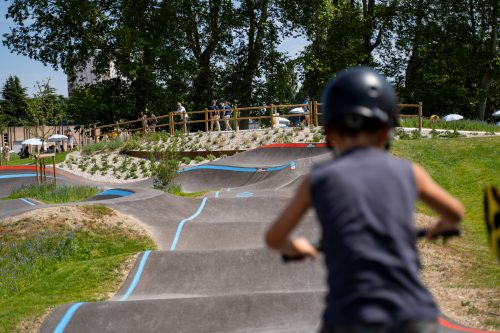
[1,146,495,332]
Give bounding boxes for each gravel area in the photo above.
[59,151,153,184]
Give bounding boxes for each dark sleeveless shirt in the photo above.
[309,147,438,326]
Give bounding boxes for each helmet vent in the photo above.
[368,86,380,98]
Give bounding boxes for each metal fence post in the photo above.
[270,104,275,129]
[418,102,423,132]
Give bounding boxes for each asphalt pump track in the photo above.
[1,144,496,333]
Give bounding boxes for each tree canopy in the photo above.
[3,0,498,121]
[1,75,29,126]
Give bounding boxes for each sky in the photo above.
[0,2,308,98]
[0,2,68,97]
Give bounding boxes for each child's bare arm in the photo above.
[412,163,465,239]
[265,178,317,258]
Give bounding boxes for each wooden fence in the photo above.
[314,101,423,131]
[81,101,423,145]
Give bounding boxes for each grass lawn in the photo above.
[4,183,100,203]
[0,205,156,333]
[0,151,69,167]
[399,118,499,132]
[392,136,500,288]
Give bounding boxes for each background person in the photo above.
[265,67,464,333]
[223,101,233,131]
[209,100,221,131]
[302,96,311,127]
[176,102,189,133]
[148,111,158,132]
[1,144,10,162]
[66,128,74,151]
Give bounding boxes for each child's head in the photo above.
[321,67,398,150]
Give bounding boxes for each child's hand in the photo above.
[284,237,318,259]
[426,219,460,242]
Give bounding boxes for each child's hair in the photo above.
[325,113,388,137]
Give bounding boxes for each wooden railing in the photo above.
[314,101,423,131]
[81,101,423,144]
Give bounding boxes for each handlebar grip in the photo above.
[281,242,323,263]
[281,254,307,263]
[416,228,461,239]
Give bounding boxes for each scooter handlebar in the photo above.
[281,228,460,263]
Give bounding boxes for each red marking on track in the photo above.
[439,317,500,333]
[260,143,328,148]
[0,166,38,171]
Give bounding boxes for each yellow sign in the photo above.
[484,186,500,263]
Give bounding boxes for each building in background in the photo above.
[67,58,120,96]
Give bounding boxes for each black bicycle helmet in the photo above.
[321,67,399,129]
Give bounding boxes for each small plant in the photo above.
[80,204,114,217]
[194,155,205,163]
[242,136,251,146]
[181,156,191,165]
[411,130,422,140]
[216,136,227,147]
[312,133,323,143]
[207,154,216,161]
[394,128,411,140]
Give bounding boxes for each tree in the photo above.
[384,0,499,118]
[3,0,185,116]
[176,0,237,109]
[1,75,29,126]
[278,0,397,98]
[68,79,136,126]
[26,80,66,144]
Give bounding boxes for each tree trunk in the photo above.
[476,1,497,120]
[405,0,424,95]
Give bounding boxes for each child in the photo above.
[265,67,464,333]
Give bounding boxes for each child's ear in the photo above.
[378,127,391,143]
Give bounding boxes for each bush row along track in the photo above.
[1,144,497,332]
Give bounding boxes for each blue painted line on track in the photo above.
[214,191,220,198]
[96,189,134,197]
[237,192,254,198]
[177,161,295,174]
[19,198,37,206]
[120,250,152,301]
[170,197,208,251]
[52,302,85,333]
[0,173,37,179]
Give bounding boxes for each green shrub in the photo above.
[7,184,100,203]
[194,155,205,163]
[181,156,191,165]
[151,142,180,191]
[312,133,323,143]
[81,139,122,155]
[207,154,216,161]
